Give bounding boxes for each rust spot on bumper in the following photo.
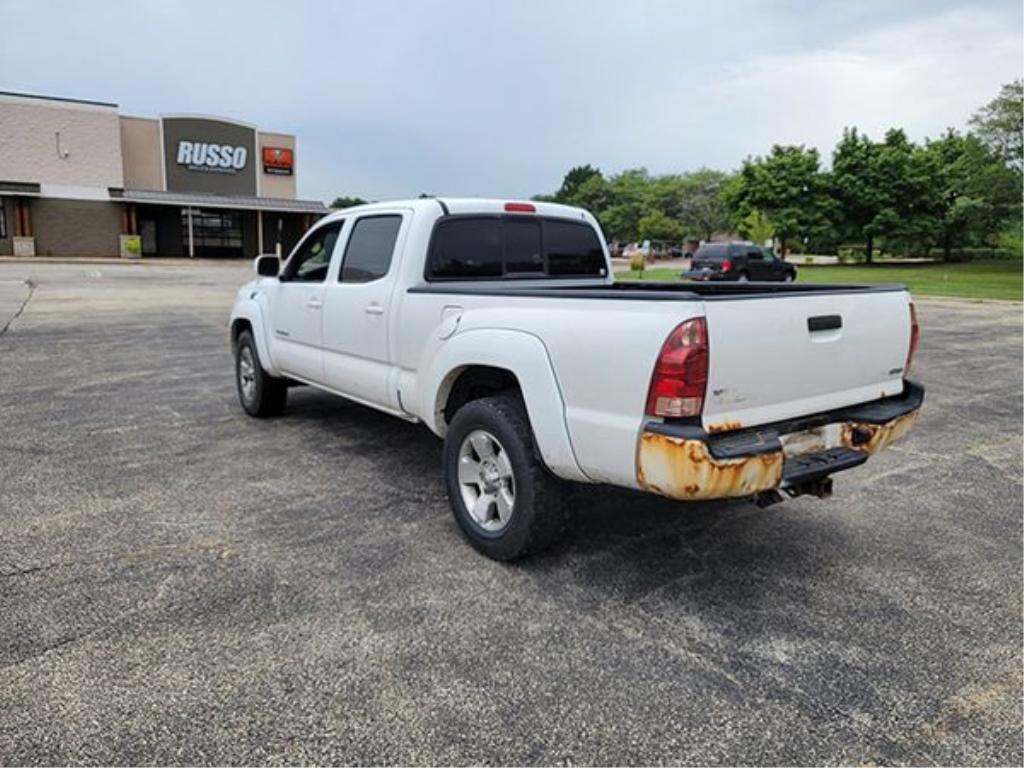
[637,405,922,501]
[839,409,920,455]
[707,419,743,434]
[637,432,783,501]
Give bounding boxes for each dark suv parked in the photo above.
[686,242,796,282]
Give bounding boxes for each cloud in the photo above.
[668,7,1023,168]
[1,1,1019,200]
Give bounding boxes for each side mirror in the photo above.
[255,254,280,277]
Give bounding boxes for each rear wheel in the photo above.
[784,271,795,282]
[736,271,749,282]
[444,394,567,560]
[235,330,287,417]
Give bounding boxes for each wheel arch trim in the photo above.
[418,328,589,483]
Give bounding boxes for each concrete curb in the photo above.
[0,256,247,267]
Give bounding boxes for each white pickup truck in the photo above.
[230,198,923,559]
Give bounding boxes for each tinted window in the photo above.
[340,215,402,283]
[695,243,728,261]
[504,219,543,274]
[427,216,606,280]
[284,221,343,282]
[429,218,502,278]
[543,220,606,276]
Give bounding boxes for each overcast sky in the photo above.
[3,0,1021,203]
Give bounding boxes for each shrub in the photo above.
[629,252,646,275]
[837,244,866,263]
[927,247,1018,262]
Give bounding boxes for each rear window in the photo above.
[694,243,729,261]
[427,216,606,280]
[544,220,605,276]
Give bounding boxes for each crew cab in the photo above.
[687,241,797,282]
[229,199,923,560]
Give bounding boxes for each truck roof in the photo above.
[324,197,595,224]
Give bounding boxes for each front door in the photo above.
[321,212,406,409]
[267,220,343,382]
[139,219,158,255]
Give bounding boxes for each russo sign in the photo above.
[176,141,248,173]
[162,116,257,195]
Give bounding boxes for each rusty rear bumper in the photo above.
[636,381,924,501]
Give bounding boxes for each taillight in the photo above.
[721,258,732,272]
[504,202,535,213]
[905,302,920,376]
[645,318,709,418]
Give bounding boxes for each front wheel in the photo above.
[235,330,287,417]
[736,271,749,282]
[443,394,567,560]
[783,271,795,282]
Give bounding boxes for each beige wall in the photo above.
[0,94,123,189]
[31,198,122,257]
[259,131,297,199]
[120,116,162,190]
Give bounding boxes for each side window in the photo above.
[503,218,543,274]
[747,248,763,260]
[429,218,502,279]
[543,220,606,276]
[340,215,402,283]
[283,221,343,282]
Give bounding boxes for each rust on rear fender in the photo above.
[637,433,783,501]
[839,409,920,455]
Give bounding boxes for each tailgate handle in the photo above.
[808,315,842,332]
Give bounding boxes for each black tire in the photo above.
[234,329,287,417]
[443,394,567,560]
[736,270,749,282]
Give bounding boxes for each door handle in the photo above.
[808,315,842,332]
[365,303,384,316]
[306,297,323,310]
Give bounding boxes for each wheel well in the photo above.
[442,366,521,425]
[230,318,252,347]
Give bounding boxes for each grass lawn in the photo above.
[617,260,1023,301]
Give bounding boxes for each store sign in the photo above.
[162,116,258,196]
[262,147,293,176]
[176,141,248,173]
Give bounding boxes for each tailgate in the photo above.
[700,289,912,432]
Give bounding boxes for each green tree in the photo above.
[330,196,367,209]
[729,145,832,256]
[675,169,732,240]
[737,209,774,245]
[969,79,1023,172]
[830,128,933,261]
[637,209,685,242]
[598,168,652,241]
[921,129,1022,258]
[554,164,603,202]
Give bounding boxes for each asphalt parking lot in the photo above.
[0,261,1021,765]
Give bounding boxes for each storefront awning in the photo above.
[109,187,327,214]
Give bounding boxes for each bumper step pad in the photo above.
[782,447,867,485]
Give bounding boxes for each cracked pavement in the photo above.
[0,262,1021,765]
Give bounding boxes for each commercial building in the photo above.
[0,91,327,258]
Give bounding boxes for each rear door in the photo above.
[700,289,912,431]
[321,211,407,409]
[743,246,770,279]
